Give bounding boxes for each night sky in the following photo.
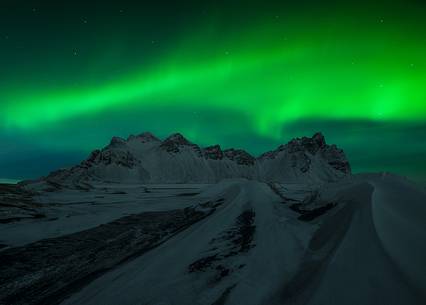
[1,0,425,182]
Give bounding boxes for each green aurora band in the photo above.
[4,22,426,132]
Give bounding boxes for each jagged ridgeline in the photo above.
[23,132,351,188]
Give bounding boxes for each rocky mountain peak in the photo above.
[256,132,350,175]
[160,133,201,155]
[203,145,224,160]
[164,133,191,145]
[109,136,126,146]
[312,132,326,147]
[321,145,351,174]
[128,132,160,143]
[223,149,255,166]
[287,132,327,154]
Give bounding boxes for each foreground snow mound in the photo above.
[23,132,350,189]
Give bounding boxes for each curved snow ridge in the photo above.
[275,180,425,305]
[273,182,372,305]
[369,174,426,301]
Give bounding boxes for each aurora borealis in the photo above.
[1,1,425,181]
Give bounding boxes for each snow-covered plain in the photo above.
[1,174,425,305]
[0,183,210,248]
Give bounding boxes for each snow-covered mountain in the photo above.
[25,132,350,188]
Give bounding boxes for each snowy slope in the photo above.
[49,176,424,305]
[1,175,425,305]
[23,132,350,189]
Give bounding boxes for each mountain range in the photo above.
[26,132,351,189]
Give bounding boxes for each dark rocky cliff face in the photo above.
[223,149,256,166]
[203,145,224,160]
[259,132,351,174]
[160,133,202,156]
[321,144,351,174]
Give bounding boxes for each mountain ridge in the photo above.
[23,132,351,188]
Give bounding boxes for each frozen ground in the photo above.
[0,183,209,248]
[0,175,425,305]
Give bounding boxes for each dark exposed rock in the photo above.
[82,148,139,169]
[223,149,255,166]
[109,136,126,146]
[290,202,337,221]
[267,183,300,203]
[166,133,191,144]
[258,150,276,159]
[291,152,311,173]
[259,133,326,159]
[176,192,199,197]
[85,149,101,165]
[128,132,160,143]
[203,145,224,160]
[312,132,326,147]
[214,264,231,281]
[188,209,255,280]
[160,133,202,156]
[189,254,219,272]
[321,144,351,174]
[101,150,139,168]
[287,132,326,155]
[232,209,256,252]
[199,198,225,209]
